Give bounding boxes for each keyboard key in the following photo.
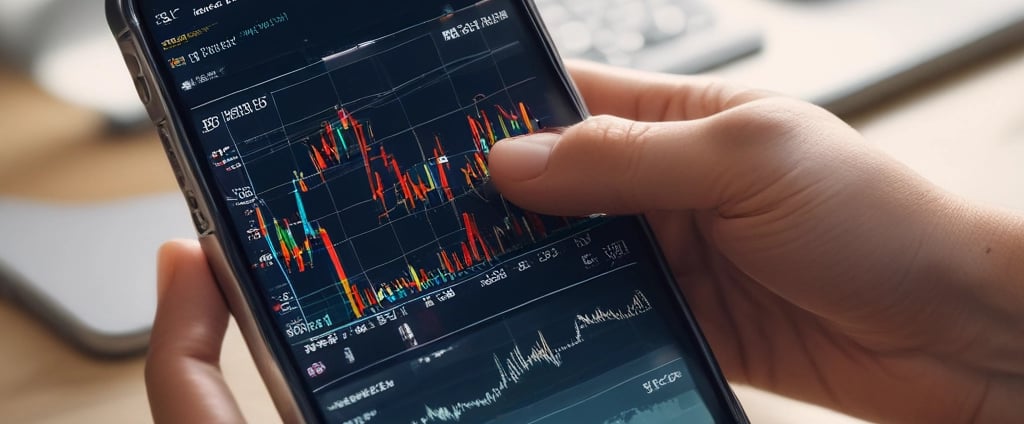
[537,0,763,73]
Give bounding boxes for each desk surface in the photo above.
[1,44,1023,423]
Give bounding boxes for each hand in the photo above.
[144,63,1024,423]
[147,240,244,423]
[489,61,1024,423]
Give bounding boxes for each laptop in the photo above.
[539,0,1024,115]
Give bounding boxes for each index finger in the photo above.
[566,60,775,122]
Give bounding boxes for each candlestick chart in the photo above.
[240,41,575,332]
[255,102,554,319]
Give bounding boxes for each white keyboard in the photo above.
[536,0,763,73]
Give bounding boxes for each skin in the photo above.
[147,62,1024,423]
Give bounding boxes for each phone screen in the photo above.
[135,1,739,422]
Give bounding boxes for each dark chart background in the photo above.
[142,0,723,422]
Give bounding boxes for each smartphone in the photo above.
[108,1,748,422]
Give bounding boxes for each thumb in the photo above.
[147,240,244,423]
[489,114,752,216]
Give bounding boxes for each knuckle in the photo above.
[693,76,735,115]
[707,97,828,148]
[698,97,862,204]
[575,115,652,146]
[573,115,653,206]
[665,75,775,120]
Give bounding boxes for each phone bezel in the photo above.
[108,0,749,422]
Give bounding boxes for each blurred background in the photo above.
[0,0,1022,422]
[0,0,143,124]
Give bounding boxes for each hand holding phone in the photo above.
[109,1,747,422]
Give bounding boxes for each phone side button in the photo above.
[190,207,211,235]
[133,75,152,105]
[120,51,151,104]
[184,190,200,210]
[183,190,211,234]
[166,150,187,188]
[157,125,187,189]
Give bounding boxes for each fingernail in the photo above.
[497,132,560,181]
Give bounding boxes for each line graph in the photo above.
[418,290,654,423]
[599,393,714,424]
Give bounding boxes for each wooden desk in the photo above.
[1,44,1022,423]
